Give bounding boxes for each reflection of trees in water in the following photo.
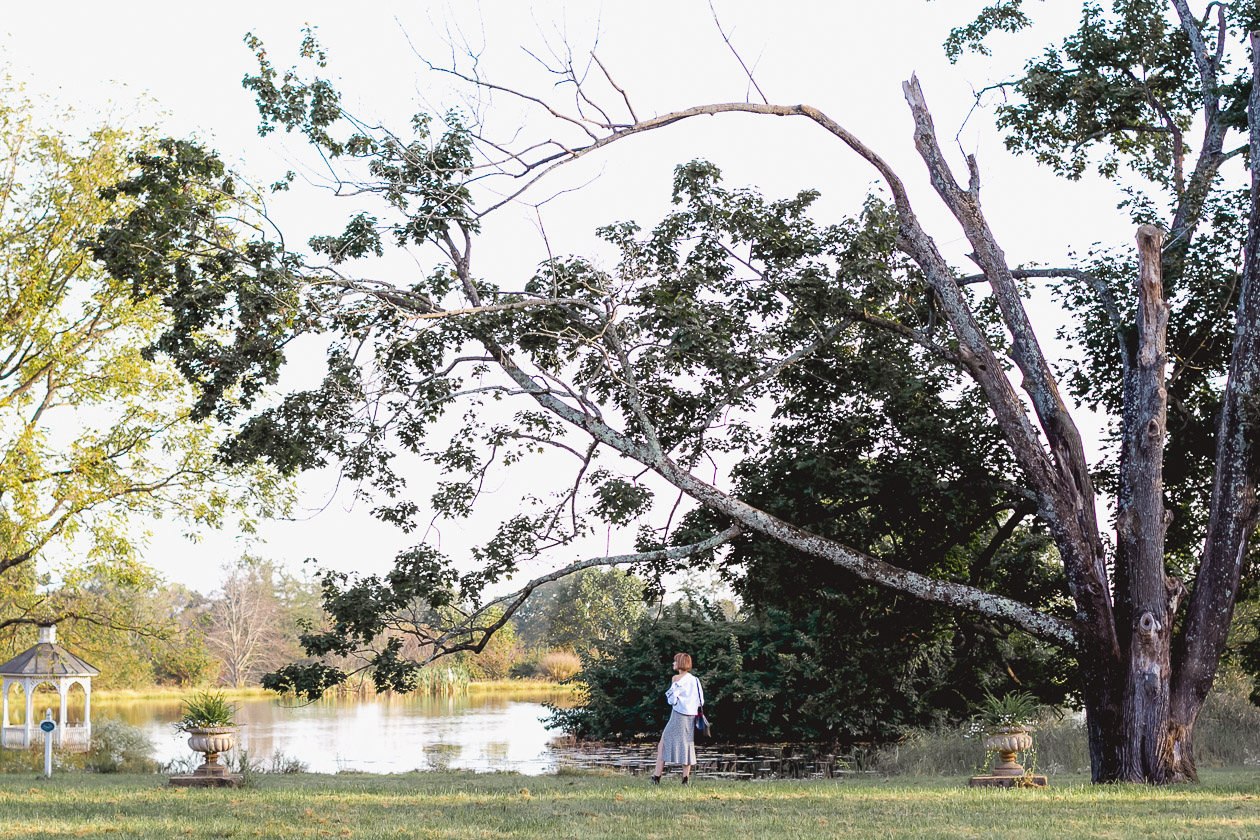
[89,698,181,726]
[423,743,462,771]
[88,689,579,773]
[24,684,59,724]
[65,683,86,723]
[4,683,22,724]
[94,689,578,723]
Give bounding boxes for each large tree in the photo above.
[0,81,289,635]
[91,4,1260,782]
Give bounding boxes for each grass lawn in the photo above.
[2,769,1259,839]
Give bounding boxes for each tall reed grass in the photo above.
[873,669,1260,776]
[413,663,471,695]
[536,651,581,682]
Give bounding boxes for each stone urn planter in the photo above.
[968,691,1047,788]
[984,726,1034,777]
[169,691,243,788]
[187,726,238,776]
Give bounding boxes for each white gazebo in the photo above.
[0,625,98,749]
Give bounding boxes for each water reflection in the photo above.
[96,690,577,775]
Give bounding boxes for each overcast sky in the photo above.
[1,1,1138,594]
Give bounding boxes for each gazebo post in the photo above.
[2,676,8,728]
[23,678,32,748]
[56,679,67,747]
[83,680,91,739]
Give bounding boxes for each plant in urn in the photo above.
[969,691,1046,787]
[171,691,240,785]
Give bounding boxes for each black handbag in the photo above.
[695,680,711,736]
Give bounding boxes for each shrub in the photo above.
[461,613,522,680]
[153,641,220,687]
[548,598,1074,744]
[509,649,547,680]
[86,717,157,773]
[549,603,880,742]
[267,750,309,773]
[0,747,44,773]
[536,651,581,682]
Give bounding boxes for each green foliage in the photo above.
[959,1,1260,590]
[655,167,1075,722]
[85,718,157,773]
[508,649,548,680]
[989,0,1200,185]
[49,575,212,691]
[457,610,520,680]
[91,135,303,424]
[554,598,1071,744]
[1047,198,1254,575]
[941,0,1033,61]
[174,690,237,732]
[96,29,1043,704]
[0,79,291,639]
[262,661,346,701]
[976,691,1041,731]
[152,636,220,688]
[88,15,1260,763]
[518,570,647,657]
[589,471,654,526]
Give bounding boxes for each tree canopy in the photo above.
[0,81,290,637]
[89,3,1260,782]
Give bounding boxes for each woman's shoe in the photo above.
[650,775,661,785]
[681,775,689,786]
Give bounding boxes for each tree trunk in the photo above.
[1083,679,1202,783]
[1073,225,1198,784]
[1082,658,1123,784]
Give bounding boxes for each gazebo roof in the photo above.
[0,626,98,678]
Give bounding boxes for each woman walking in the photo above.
[652,652,703,785]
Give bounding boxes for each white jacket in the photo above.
[665,672,704,716]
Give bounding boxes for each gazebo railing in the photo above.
[2,723,91,749]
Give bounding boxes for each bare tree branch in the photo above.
[708,1,769,105]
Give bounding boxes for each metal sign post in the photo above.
[40,710,55,778]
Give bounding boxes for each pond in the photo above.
[95,690,578,775]
[86,690,852,778]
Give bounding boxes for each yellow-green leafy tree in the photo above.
[0,80,289,643]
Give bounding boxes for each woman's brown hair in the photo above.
[673,652,692,672]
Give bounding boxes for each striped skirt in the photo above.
[659,709,697,765]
